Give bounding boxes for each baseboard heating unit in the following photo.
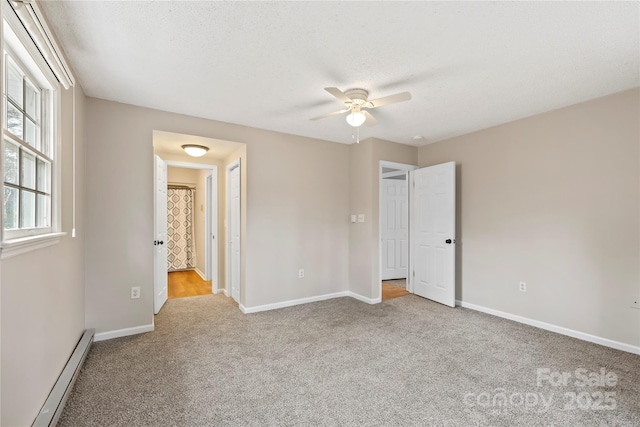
[32,328,95,427]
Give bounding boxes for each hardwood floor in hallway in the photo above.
[381,279,410,301]
[168,270,212,299]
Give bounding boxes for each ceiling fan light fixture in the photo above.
[182,144,209,157]
[346,110,366,127]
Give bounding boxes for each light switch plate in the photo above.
[358,214,365,223]
[350,215,356,223]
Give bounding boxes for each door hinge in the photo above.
[413,270,416,277]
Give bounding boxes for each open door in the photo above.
[154,155,168,314]
[227,159,241,304]
[409,161,456,307]
[381,175,409,280]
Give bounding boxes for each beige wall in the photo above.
[1,87,87,426]
[349,138,418,300]
[167,166,199,186]
[348,140,374,298]
[418,88,640,347]
[85,98,349,333]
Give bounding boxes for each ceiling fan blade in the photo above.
[369,91,412,108]
[324,87,352,104]
[363,110,378,126]
[310,108,350,121]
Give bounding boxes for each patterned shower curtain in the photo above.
[167,187,197,271]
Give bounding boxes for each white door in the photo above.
[228,161,241,303]
[410,161,456,307]
[381,177,408,280]
[205,171,218,287]
[153,155,168,314]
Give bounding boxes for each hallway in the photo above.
[168,270,212,299]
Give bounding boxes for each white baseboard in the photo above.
[241,291,351,314]
[213,287,225,295]
[239,291,383,314]
[94,323,155,342]
[194,268,206,280]
[456,299,640,355]
[347,291,381,304]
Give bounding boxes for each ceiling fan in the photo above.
[310,87,412,127]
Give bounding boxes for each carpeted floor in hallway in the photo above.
[59,294,640,426]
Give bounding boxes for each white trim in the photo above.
[381,170,409,179]
[0,231,65,259]
[3,4,58,89]
[380,160,418,171]
[239,291,382,314]
[71,84,76,237]
[164,160,216,170]
[240,291,351,314]
[94,323,155,342]
[7,0,75,88]
[213,288,225,295]
[194,267,206,281]
[347,291,381,305]
[205,170,218,286]
[456,300,640,355]
[226,158,241,304]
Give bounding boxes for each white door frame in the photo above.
[163,160,218,294]
[378,161,418,298]
[226,159,241,302]
[205,173,218,289]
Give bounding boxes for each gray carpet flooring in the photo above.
[59,294,640,426]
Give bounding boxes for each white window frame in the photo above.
[0,2,64,259]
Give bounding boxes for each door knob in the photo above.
[445,239,453,244]
[159,240,164,245]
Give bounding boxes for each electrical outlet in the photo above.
[632,297,640,309]
[519,282,526,292]
[131,286,141,299]
[298,269,305,278]
[350,214,356,223]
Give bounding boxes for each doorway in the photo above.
[153,160,218,312]
[379,160,457,307]
[379,161,417,301]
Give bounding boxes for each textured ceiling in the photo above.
[41,1,639,146]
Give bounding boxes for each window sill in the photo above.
[1,232,66,260]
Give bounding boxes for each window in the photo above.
[0,2,69,257]
[4,54,52,237]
